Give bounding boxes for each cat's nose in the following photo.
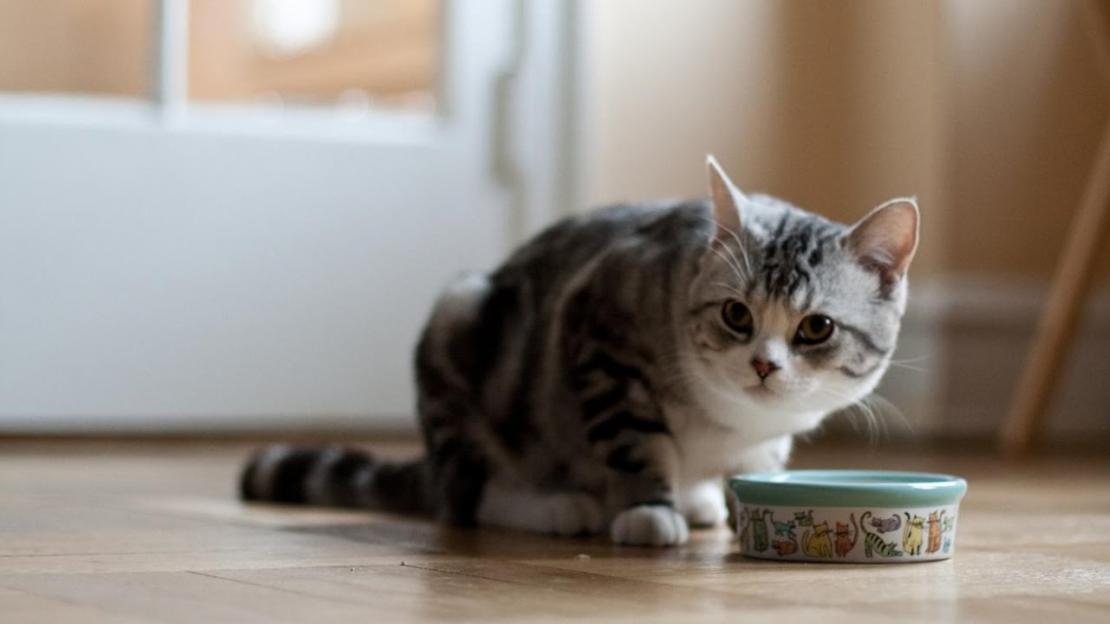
[750,358,780,380]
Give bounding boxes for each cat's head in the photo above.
[686,156,918,432]
[835,522,850,535]
[812,521,830,535]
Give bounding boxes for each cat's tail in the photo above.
[239,444,432,515]
[859,511,874,537]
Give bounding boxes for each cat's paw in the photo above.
[679,481,727,528]
[544,492,605,536]
[610,505,689,546]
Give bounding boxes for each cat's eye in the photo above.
[721,300,753,335]
[795,314,835,345]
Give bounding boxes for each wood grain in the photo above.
[0,440,1108,623]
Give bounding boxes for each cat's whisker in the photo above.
[888,354,933,365]
[695,215,754,280]
[705,246,748,287]
[815,388,888,446]
[863,393,915,435]
[885,362,929,374]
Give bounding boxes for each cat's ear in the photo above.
[845,197,919,283]
[706,154,745,244]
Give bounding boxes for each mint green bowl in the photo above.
[728,470,967,563]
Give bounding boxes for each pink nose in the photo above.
[751,358,780,380]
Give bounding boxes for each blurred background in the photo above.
[0,0,1106,446]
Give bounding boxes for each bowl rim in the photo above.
[728,469,968,508]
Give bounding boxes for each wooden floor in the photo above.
[1,440,1109,623]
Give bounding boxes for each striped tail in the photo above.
[239,445,432,515]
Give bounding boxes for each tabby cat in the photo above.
[240,157,919,546]
[860,511,902,558]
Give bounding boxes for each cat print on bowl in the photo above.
[834,514,859,558]
[866,512,901,533]
[739,508,771,553]
[926,510,946,554]
[738,505,959,563]
[902,513,926,556]
[770,515,799,556]
[801,521,834,558]
[860,511,903,559]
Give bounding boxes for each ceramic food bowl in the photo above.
[728,470,967,563]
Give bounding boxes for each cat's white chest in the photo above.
[672,424,755,481]
[664,398,813,483]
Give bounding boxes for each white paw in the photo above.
[679,481,728,528]
[610,505,689,546]
[543,493,605,536]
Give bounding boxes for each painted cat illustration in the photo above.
[794,510,814,527]
[802,521,834,558]
[942,515,954,533]
[742,508,771,552]
[867,513,901,533]
[834,513,859,557]
[942,537,952,554]
[771,514,798,556]
[859,511,902,558]
[772,517,796,538]
[772,537,798,556]
[903,513,925,556]
[926,510,945,554]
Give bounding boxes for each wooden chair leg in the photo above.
[999,120,1110,455]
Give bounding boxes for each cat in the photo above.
[802,521,834,558]
[859,511,902,558]
[834,513,859,557]
[942,514,955,533]
[867,512,901,533]
[926,510,945,554]
[771,514,798,556]
[238,156,920,546]
[793,510,814,528]
[903,513,926,556]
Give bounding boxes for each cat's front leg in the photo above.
[570,342,687,546]
[600,433,689,546]
[678,479,728,528]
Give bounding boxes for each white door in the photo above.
[0,0,581,433]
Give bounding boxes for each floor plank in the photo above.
[0,440,1108,622]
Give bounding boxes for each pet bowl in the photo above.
[728,470,967,563]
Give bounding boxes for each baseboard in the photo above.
[858,274,1110,441]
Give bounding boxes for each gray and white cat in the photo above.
[240,156,918,546]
